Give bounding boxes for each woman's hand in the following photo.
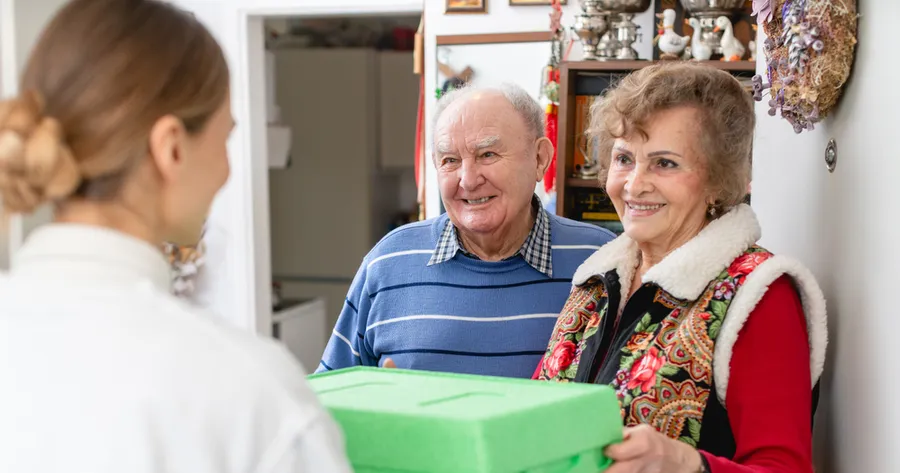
[604,424,704,473]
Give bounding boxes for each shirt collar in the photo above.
[12,223,172,293]
[428,196,553,277]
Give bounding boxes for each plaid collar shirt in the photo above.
[427,196,553,277]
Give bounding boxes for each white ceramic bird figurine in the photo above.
[714,16,746,61]
[686,17,712,60]
[655,9,690,58]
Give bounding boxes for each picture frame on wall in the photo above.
[446,0,487,13]
[509,0,566,4]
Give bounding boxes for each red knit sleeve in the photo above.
[700,275,814,473]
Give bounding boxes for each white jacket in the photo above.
[0,224,352,473]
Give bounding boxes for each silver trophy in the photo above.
[614,0,651,59]
[573,0,651,61]
[573,13,609,60]
[612,14,639,59]
[596,30,618,60]
[679,0,745,56]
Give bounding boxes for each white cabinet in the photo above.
[272,298,326,373]
[269,48,379,280]
[268,47,418,332]
[377,51,418,170]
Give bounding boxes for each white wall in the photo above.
[0,0,7,268]
[436,41,552,102]
[14,0,68,240]
[0,214,7,269]
[751,2,899,472]
[423,1,656,218]
[0,0,70,268]
[13,0,72,72]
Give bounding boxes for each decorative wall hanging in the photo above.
[446,0,487,13]
[751,0,858,133]
[541,0,567,196]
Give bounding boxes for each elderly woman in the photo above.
[534,62,827,473]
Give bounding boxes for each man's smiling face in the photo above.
[433,91,542,237]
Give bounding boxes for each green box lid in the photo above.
[308,367,623,473]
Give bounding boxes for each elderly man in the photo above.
[316,84,615,378]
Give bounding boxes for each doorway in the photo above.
[262,15,421,370]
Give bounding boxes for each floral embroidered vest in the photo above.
[536,246,774,457]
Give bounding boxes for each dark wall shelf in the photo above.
[561,60,756,73]
[566,177,602,189]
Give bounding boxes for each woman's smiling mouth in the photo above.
[626,201,666,216]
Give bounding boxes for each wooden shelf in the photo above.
[561,60,757,74]
[566,177,602,188]
[561,60,648,72]
[436,31,553,46]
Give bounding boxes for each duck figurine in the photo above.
[655,9,690,59]
[714,16,746,61]
[685,17,712,61]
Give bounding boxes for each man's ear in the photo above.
[148,115,186,183]
[535,137,554,181]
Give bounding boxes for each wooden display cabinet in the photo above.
[553,60,756,232]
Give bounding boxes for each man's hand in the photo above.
[382,358,397,369]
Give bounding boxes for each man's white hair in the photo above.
[432,83,546,143]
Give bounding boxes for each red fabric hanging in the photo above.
[543,67,560,194]
[413,15,426,216]
[543,0,563,195]
[544,102,559,194]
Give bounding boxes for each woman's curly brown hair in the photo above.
[588,62,754,215]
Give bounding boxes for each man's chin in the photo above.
[454,214,501,235]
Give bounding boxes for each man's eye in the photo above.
[441,157,459,166]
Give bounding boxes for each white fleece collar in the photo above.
[572,204,761,301]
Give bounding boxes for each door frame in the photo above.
[1,0,23,265]
[176,0,423,334]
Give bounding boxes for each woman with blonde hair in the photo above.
[0,1,350,471]
[535,62,827,473]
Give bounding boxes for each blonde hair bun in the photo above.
[0,90,81,213]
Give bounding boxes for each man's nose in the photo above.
[459,158,484,191]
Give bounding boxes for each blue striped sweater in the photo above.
[316,212,616,378]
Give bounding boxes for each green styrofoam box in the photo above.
[308,367,623,473]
